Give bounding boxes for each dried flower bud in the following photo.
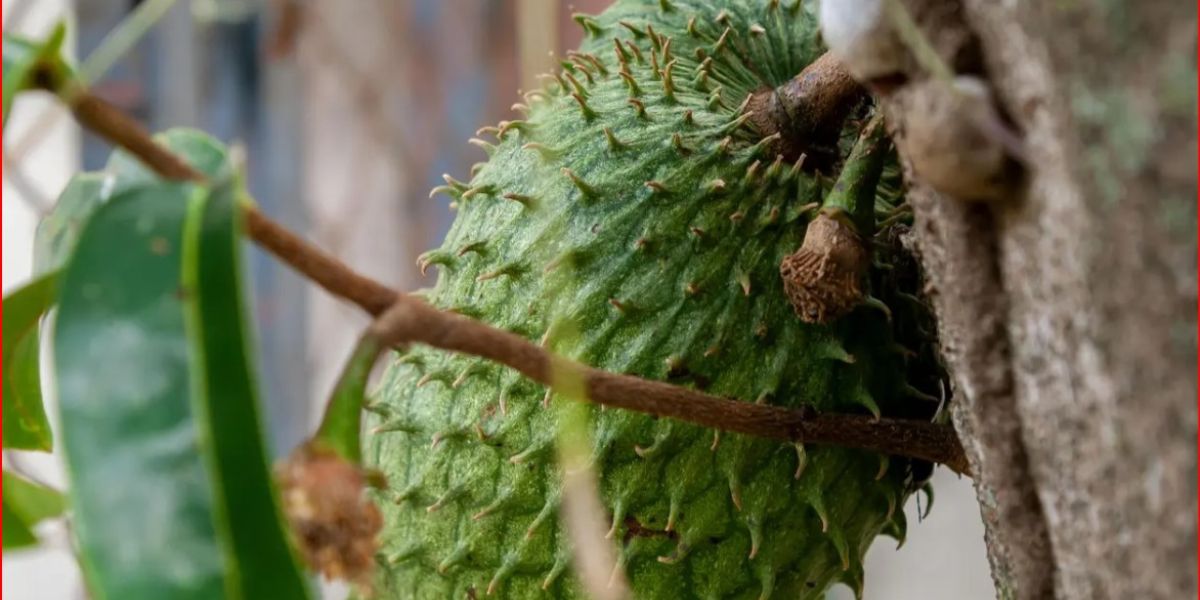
[780,211,870,324]
[277,446,383,593]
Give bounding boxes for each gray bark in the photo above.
[889,1,1198,598]
[902,189,1055,599]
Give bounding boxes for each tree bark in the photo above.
[889,1,1197,598]
[902,188,1055,599]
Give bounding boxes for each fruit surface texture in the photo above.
[366,1,931,597]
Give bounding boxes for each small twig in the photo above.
[50,83,970,475]
[264,0,305,60]
[244,210,399,316]
[79,0,180,85]
[69,93,198,180]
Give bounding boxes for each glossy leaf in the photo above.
[55,182,226,598]
[2,273,58,451]
[3,23,71,126]
[2,470,66,549]
[32,128,227,278]
[33,173,113,276]
[107,128,233,191]
[3,502,37,548]
[182,178,312,599]
[54,178,310,599]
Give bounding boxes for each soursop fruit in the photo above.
[364,1,943,597]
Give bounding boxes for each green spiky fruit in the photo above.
[366,1,940,598]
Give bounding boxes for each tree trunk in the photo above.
[895,1,1197,598]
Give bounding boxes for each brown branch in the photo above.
[243,213,398,316]
[53,84,970,476]
[368,299,969,474]
[70,95,200,181]
[61,88,401,316]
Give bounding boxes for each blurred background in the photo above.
[1,1,994,598]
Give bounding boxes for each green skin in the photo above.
[366,1,928,598]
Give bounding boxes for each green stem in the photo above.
[79,0,180,85]
[312,334,385,464]
[821,115,890,236]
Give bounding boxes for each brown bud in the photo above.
[277,446,383,593]
[780,212,870,324]
[892,77,1024,202]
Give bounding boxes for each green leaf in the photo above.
[33,128,232,278]
[3,503,37,549]
[4,470,67,522]
[182,178,313,599]
[2,273,58,451]
[54,179,311,599]
[34,173,113,276]
[55,182,225,597]
[3,470,66,549]
[3,23,71,126]
[107,128,233,192]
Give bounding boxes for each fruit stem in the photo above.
[748,51,865,166]
[779,115,889,323]
[312,333,385,464]
[776,51,866,142]
[822,114,890,236]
